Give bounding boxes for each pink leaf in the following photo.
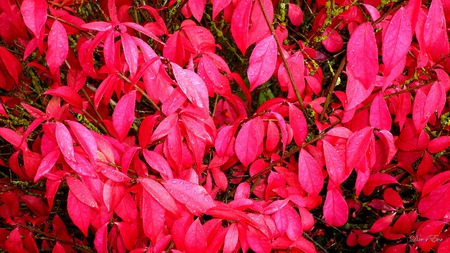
[423,0,449,61]
[323,187,348,227]
[288,3,303,26]
[289,104,308,146]
[121,32,138,78]
[346,127,373,170]
[34,149,60,182]
[412,88,428,131]
[322,28,344,53]
[347,22,378,89]
[171,63,209,113]
[231,0,272,55]
[139,178,178,215]
[113,90,136,142]
[428,136,450,153]
[298,149,324,196]
[425,82,446,119]
[66,120,97,163]
[81,21,113,31]
[323,140,348,185]
[21,0,47,37]
[46,21,68,77]
[418,184,450,219]
[369,213,395,233]
[66,176,98,209]
[382,7,412,73]
[278,52,305,100]
[211,0,231,19]
[55,122,75,162]
[188,0,206,22]
[142,150,174,180]
[370,94,391,130]
[415,220,446,252]
[67,190,91,236]
[44,86,83,108]
[141,190,165,244]
[235,117,265,167]
[421,171,450,197]
[248,35,277,91]
[184,219,207,253]
[0,46,22,85]
[346,71,374,110]
[0,128,23,148]
[223,223,239,253]
[162,179,216,215]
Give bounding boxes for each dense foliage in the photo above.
[1,0,450,252]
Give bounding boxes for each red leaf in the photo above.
[34,149,60,182]
[247,226,271,253]
[423,0,449,61]
[162,179,216,215]
[67,120,97,163]
[425,82,446,119]
[415,220,446,252]
[323,187,348,226]
[231,0,273,55]
[419,184,450,219]
[0,127,23,148]
[139,178,178,215]
[215,125,237,157]
[298,149,324,196]
[151,113,178,142]
[278,52,305,100]
[44,86,83,108]
[347,22,378,89]
[0,46,22,85]
[55,122,75,162]
[370,94,391,130]
[345,71,375,110]
[81,21,113,31]
[365,173,399,187]
[346,127,373,170]
[5,228,23,252]
[94,223,108,253]
[369,213,395,233]
[235,117,265,167]
[382,7,412,73]
[21,0,47,37]
[289,104,308,146]
[322,27,343,53]
[142,150,174,180]
[184,218,207,253]
[248,35,277,91]
[67,190,91,236]
[66,176,99,208]
[428,136,450,153]
[288,3,303,26]
[422,171,450,197]
[413,88,428,131]
[265,121,279,152]
[121,32,138,78]
[113,90,136,142]
[100,167,130,183]
[383,188,404,208]
[188,0,206,22]
[171,63,209,113]
[141,190,165,244]
[323,140,348,185]
[46,20,68,77]
[223,223,239,253]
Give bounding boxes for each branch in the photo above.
[257,0,309,120]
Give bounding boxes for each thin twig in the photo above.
[257,0,309,120]
[320,55,346,123]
